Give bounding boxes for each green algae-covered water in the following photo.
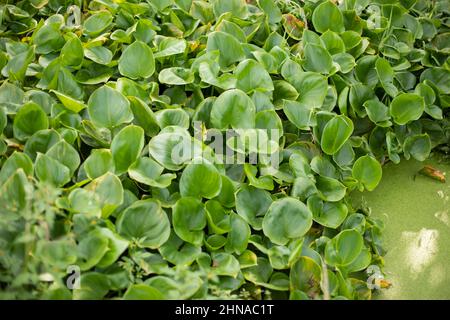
[352,154,450,300]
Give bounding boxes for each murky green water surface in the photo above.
[352,154,450,299]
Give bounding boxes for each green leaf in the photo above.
[235,59,274,93]
[84,173,124,218]
[51,90,86,113]
[375,58,398,97]
[13,102,48,141]
[117,199,171,249]
[303,44,333,74]
[128,96,160,137]
[77,228,109,270]
[316,176,347,202]
[325,229,364,267]
[73,273,111,300]
[35,153,70,187]
[0,169,31,213]
[320,115,354,155]
[403,134,431,161]
[312,1,345,34]
[128,157,176,188]
[111,125,144,174]
[155,108,189,129]
[212,0,248,19]
[159,232,202,266]
[148,127,196,171]
[262,197,313,245]
[60,36,84,67]
[83,11,113,37]
[119,41,155,79]
[308,195,348,228]
[258,0,282,24]
[173,197,206,246]
[363,99,391,126]
[352,155,382,191]
[88,85,133,128]
[0,151,33,186]
[158,67,194,85]
[84,149,114,180]
[211,252,241,277]
[284,71,328,109]
[96,228,129,268]
[85,46,113,65]
[38,240,77,269]
[210,89,256,129]
[123,284,165,300]
[180,162,222,199]
[207,31,245,68]
[46,140,80,176]
[154,37,186,58]
[225,213,250,254]
[290,256,322,294]
[389,93,425,125]
[419,67,450,94]
[235,185,272,230]
[283,100,315,130]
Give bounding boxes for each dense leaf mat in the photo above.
[0,0,448,299]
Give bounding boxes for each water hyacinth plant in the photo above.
[0,0,448,300]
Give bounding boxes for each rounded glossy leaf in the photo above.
[352,155,382,191]
[77,229,109,270]
[46,140,80,176]
[235,59,274,93]
[403,134,431,161]
[212,0,248,19]
[73,272,111,300]
[262,197,313,245]
[225,213,250,254]
[235,185,272,230]
[85,173,124,218]
[35,153,70,187]
[180,162,222,199]
[119,41,155,79]
[60,37,84,67]
[148,127,195,171]
[83,12,112,36]
[206,31,245,68]
[87,85,133,128]
[324,229,364,267]
[0,151,33,186]
[308,195,348,228]
[210,89,256,129]
[128,97,160,136]
[84,149,114,179]
[111,125,144,174]
[389,93,425,125]
[290,256,322,293]
[320,115,354,155]
[116,199,170,249]
[211,252,241,277]
[172,197,206,246]
[123,284,165,300]
[159,232,202,266]
[13,102,48,141]
[128,157,176,188]
[316,176,347,202]
[303,44,333,74]
[312,1,344,34]
[96,228,129,268]
[158,67,194,85]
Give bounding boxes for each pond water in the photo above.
[352,154,450,299]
